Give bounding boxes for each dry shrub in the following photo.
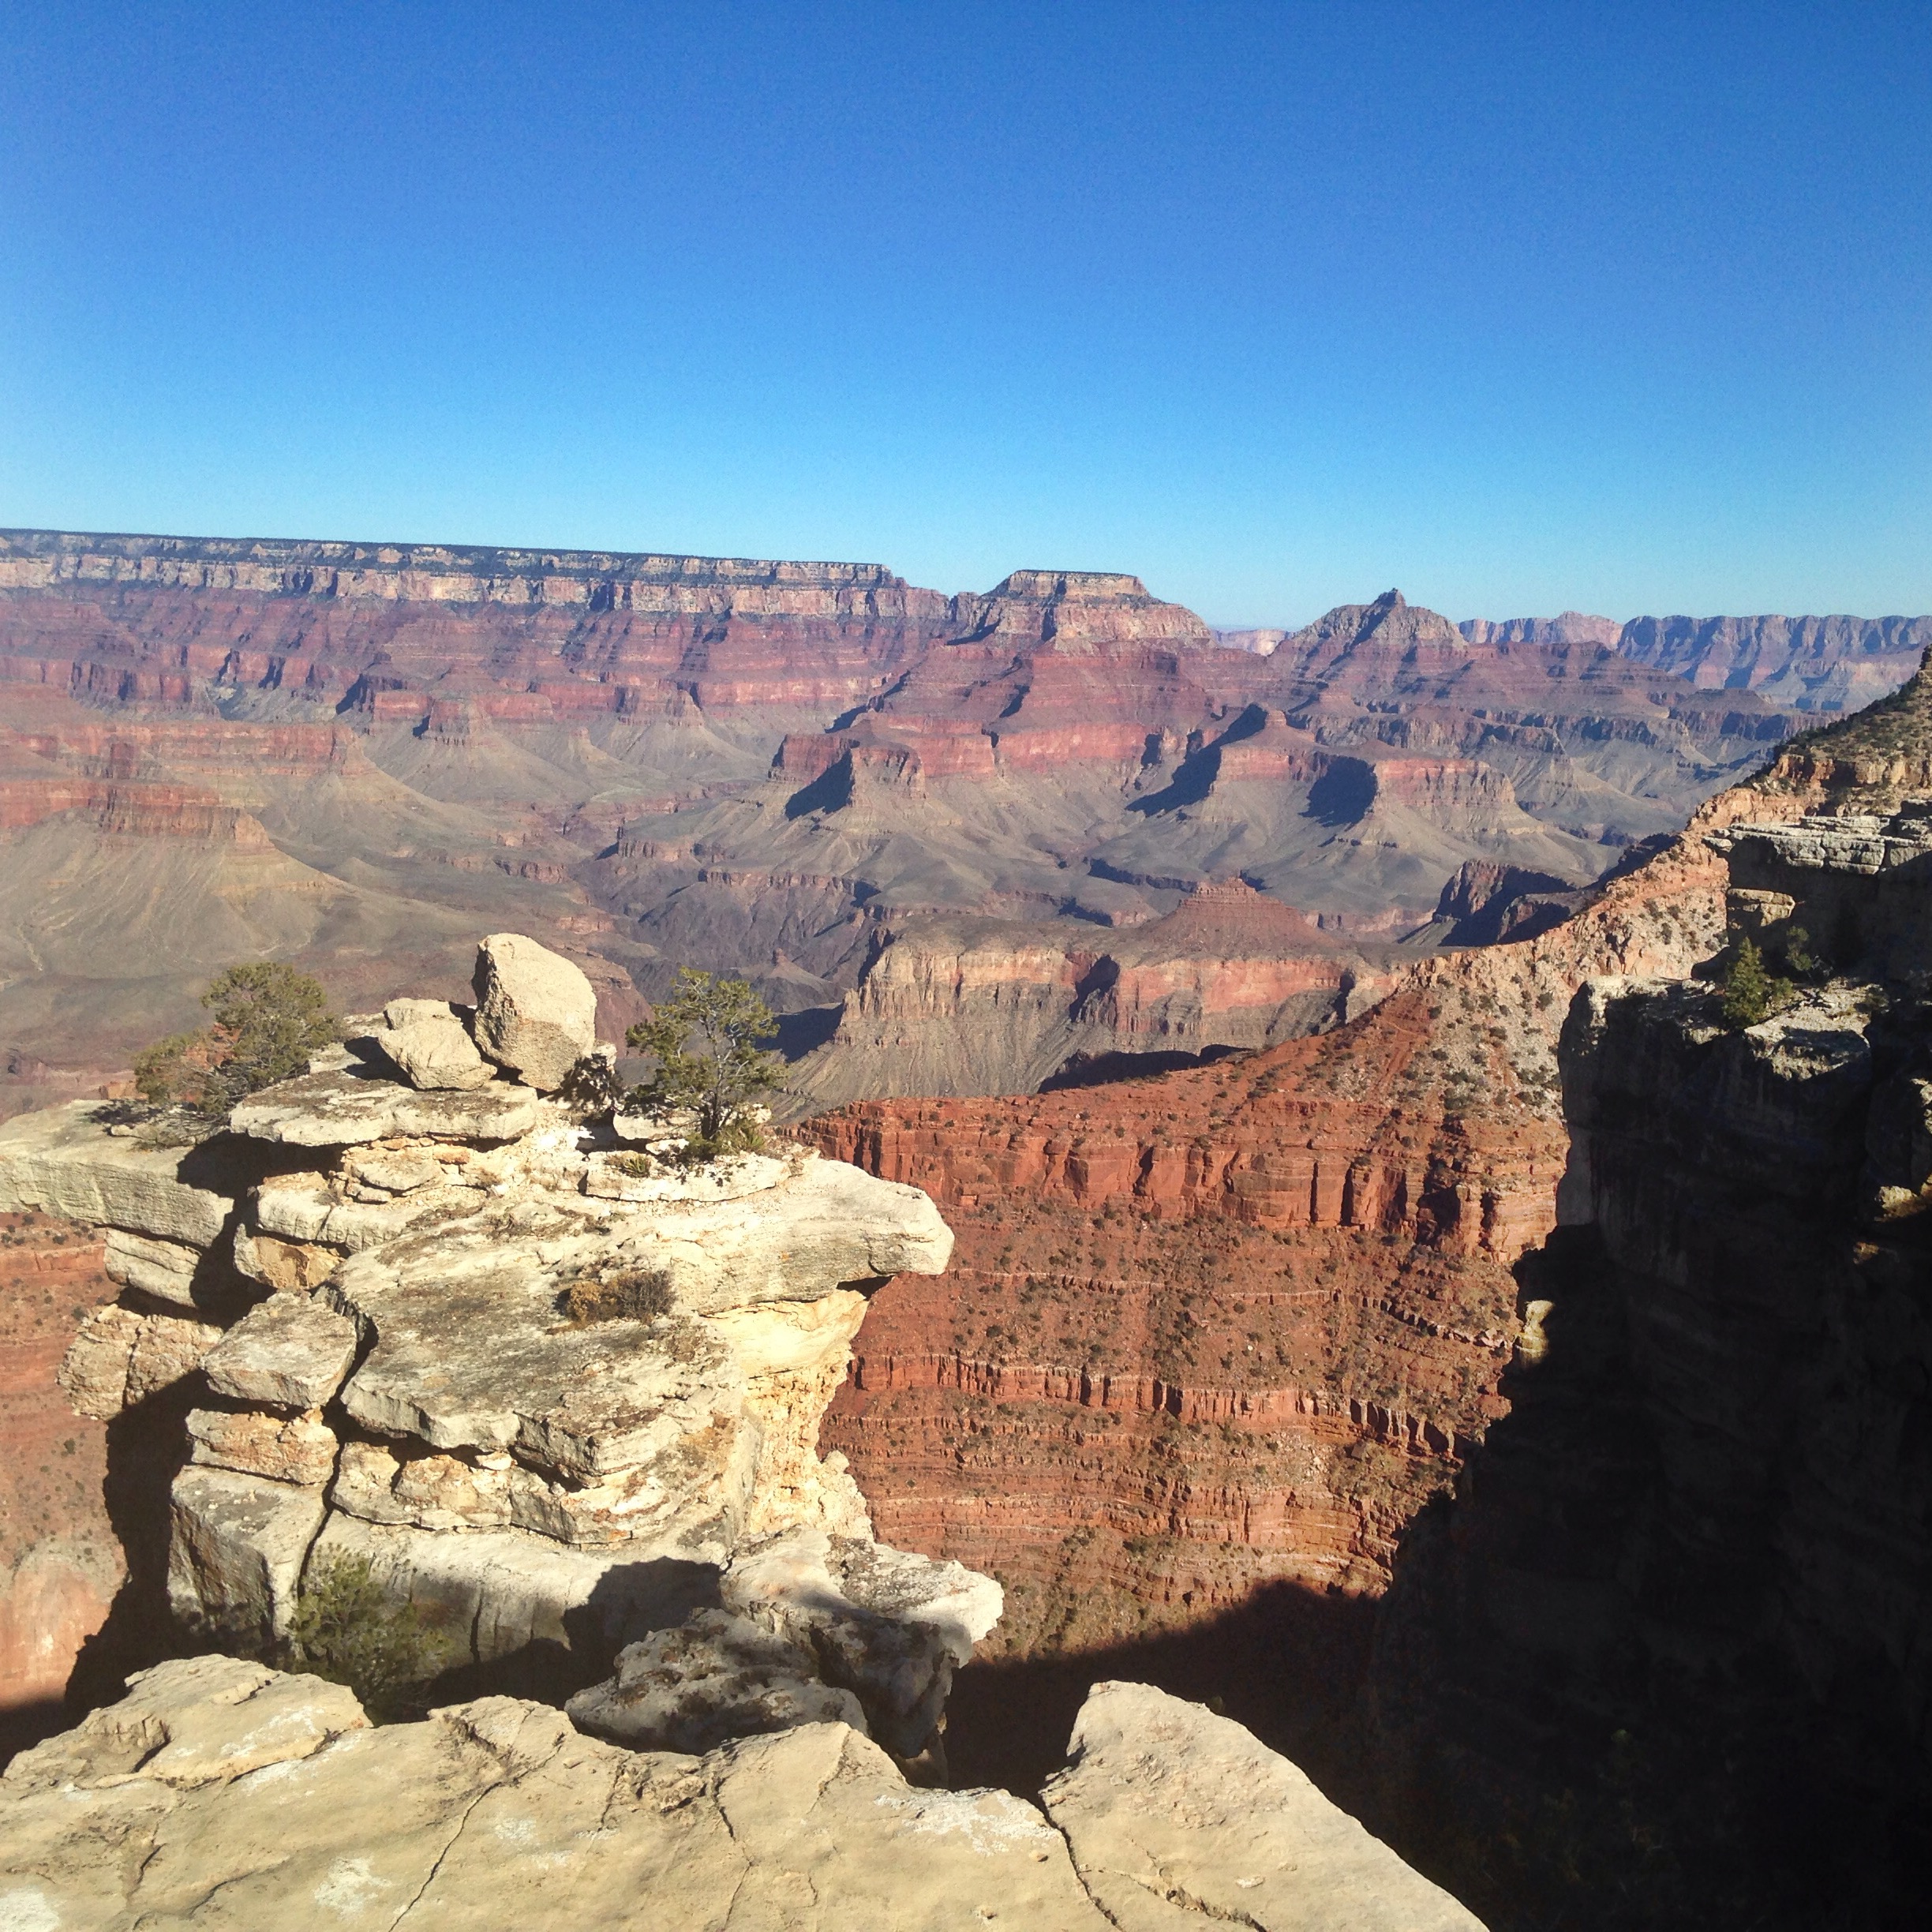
[561,1262,675,1324]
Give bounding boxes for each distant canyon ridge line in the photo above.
[0,524,1926,1117]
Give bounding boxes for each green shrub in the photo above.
[284,1551,440,1721]
[1719,938,1794,1029]
[624,969,783,1161]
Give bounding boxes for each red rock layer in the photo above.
[807,836,1728,1654]
[0,1214,121,1733]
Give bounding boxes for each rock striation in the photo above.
[1364,673,1932,1926]
[0,1653,1481,1929]
[804,833,1728,1654]
[4,528,1899,1120]
[0,934,1004,1772]
[784,879,1398,1112]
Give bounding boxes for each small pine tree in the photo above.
[624,969,784,1159]
[1720,938,1792,1029]
[132,961,337,1129]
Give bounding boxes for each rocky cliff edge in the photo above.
[0,930,1477,1923]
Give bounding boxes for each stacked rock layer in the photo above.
[0,933,998,1765]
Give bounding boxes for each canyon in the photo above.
[806,829,1731,1661]
[2,529,1916,1119]
[1,525,1930,1924]
[0,934,1476,1928]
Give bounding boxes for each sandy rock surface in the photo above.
[1043,1681,1486,1930]
[0,1658,1480,1930]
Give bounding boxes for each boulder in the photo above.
[564,1607,865,1754]
[721,1526,998,1758]
[60,1304,226,1421]
[1042,1681,1487,1930]
[201,1295,360,1411]
[373,1002,496,1092]
[231,1224,343,1290]
[471,932,597,1091]
[56,1303,144,1420]
[125,1310,227,1404]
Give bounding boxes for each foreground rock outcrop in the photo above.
[0,1654,1482,1929]
[0,934,999,1769]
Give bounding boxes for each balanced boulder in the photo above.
[470,934,597,1091]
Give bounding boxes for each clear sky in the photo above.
[2,2,1928,626]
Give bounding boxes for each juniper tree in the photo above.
[624,969,784,1157]
[134,961,338,1126]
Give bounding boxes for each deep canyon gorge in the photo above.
[2,528,1930,1926]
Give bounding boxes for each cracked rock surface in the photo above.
[0,1658,1476,1930]
[1042,1681,1485,1930]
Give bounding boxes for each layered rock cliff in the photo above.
[0,936,1011,1776]
[1363,676,1932,1928]
[784,879,1397,1112]
[805,833,1728,1657]
[3,530,1893,1118]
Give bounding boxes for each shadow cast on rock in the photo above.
[945,1576,1378,1815]
[414,1556,723,1713]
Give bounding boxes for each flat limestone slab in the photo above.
[253,1172,467,1251]
[202,1294,360,1410]
[1043,1681,1487,1931]
[629,1155,954,1315]
[0,1668,1109,1930]
[230,1065,543,1146]
[0,1099,234,1245]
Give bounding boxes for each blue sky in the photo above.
[2,1,1928,625]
